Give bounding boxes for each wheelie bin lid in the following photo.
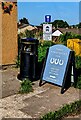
[21,38,39,43]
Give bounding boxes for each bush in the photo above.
[38,41,55,62]
[25,30,35,38]
[59,32,81,46]
[74,56,81,89]
[76,75,81,89]
[19,78,33,94]
[75,56,81,69]
[59,32,72,45]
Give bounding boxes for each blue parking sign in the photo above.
[45,15,51,23]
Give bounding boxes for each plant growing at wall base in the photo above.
[19,78,33,94]
[38,41,54,62]
[15,56,20,68]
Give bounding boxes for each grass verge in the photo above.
[41,99,81,120]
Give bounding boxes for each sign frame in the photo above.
[39,45,76,94]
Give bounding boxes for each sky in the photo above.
[17,2,80,26]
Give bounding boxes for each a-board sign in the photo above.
[40,44,75,93]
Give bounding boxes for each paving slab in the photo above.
[21,83,80,118]
[1,81,80,119]
[0,67,81,119]
[2,67,20,98]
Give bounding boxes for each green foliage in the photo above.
[74,56,81,89]
[35,31,43,40]
[70,22,81,28]
[18,32,26,38]
[75,56,81,69]
[41,20,69,28]
[52,20,69,28]
[75,34,81,39]
[76,75,81,89]
[59,32,72,45]
[15,56,20,68]
[38,41,54,62]
[19,78,33,94]
[39,31,43,37]
[77,22,81,28]
[59,32,81,45]
[41,100,81,120]
[2,2,4,9]
[15,34,21,68]
[18,34,21,55]
[9,4,13,11]
[25,30,35,38]
[19,17,29,24]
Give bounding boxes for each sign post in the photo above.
[43,15,52,41]
[39,44,75,94]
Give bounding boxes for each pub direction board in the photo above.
[40,44,75,93]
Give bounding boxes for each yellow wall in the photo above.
[67,39,81,56]
[0,4,2,66]
[0,2,18,65]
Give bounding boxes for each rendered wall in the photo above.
[0,3,2,66]
[1,2,18,65]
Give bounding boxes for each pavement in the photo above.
[2,66,20,98]
[0,67,81,119]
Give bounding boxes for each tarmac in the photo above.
[0,67,81,119]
